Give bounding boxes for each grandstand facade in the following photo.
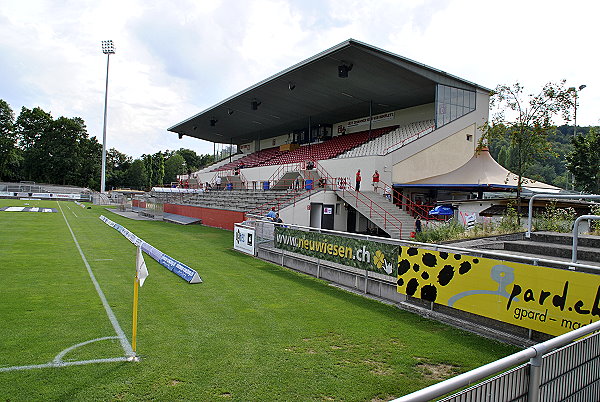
[166,39,490,237]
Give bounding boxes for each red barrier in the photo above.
[163,204,244,231]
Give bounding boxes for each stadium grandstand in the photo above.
[163,39,524,238]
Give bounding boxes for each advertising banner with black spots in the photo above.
[396,246,600,336]
[274,227,398,276]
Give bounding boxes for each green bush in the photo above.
[534,201,576,233]
[590,204,600,234]
[415,219,465,243]
[498,202,523,232]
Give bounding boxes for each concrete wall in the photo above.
[392,124,477,183]
[163,204,245,231]
[258,246,407,305]
[279,191,343,229]
[333,103,434,135]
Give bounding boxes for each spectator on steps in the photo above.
[355,169,362,191]
[383,185,392,201]
[266,206,277,221]
[372,170,380,193]
[215,176,222,190]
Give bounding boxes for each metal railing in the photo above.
[526,194,600,238]
[394,319,600,402]
[313,163,405,236]
[380,124,435,155]
[376,178,446,224]
[572,215,600,263]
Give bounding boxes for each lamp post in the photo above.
[100,40,115,193]
[569,84,586,190]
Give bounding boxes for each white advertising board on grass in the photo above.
[234,224,256,255]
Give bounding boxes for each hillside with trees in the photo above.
[488,125,590,191]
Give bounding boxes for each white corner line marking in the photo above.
[0,337,127,373]
[57,201,134,357]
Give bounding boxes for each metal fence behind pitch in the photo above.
[397,322,600,402]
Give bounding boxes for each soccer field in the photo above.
[0,199,518,400]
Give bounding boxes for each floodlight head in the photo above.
[338,63,353,78]
[288,82,296,91]
[101,40,115,54]
[178,133,184,139]
[210,118,218,127]
[251,99,261,110]
[579,84,587,91]
[227,108,234,115]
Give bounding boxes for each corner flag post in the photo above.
[132,245,148,356]
[132,273,139,353]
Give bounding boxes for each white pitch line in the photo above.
[0,337,127,373]
[57,202,134,357]
[53,336,119,364]
[72,211,78,218]
[0,357,129,373]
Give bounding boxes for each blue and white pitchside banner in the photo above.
[234,224,256,255]
[99,215,202,283]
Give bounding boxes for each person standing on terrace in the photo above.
[372,170,380,193]
[355,169,362,191]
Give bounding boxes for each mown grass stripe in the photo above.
[56,201,133,357]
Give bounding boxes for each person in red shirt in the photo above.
[372,170,380,193]
[355,169,362,191]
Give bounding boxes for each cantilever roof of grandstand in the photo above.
[168,38,489,145]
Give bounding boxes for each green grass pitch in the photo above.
[0,199,518,400]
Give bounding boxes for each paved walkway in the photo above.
[104,208,159,221]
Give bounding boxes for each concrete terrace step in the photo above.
[530,231,600,249]
[503,240,600,263]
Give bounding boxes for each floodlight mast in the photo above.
[569,84,586,190]
[100,40,115,194]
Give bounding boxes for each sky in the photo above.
[1,0,598,159]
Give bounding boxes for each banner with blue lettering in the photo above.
[100,215,202,284]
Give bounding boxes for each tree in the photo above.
[480,81,574,214]
[142,154,153,189]
[15,106,54,181]
[76,136,102,189]
[124,159,148,190]
[176,148,202,172]
[106,148,132,190]
[152,152,165,186]
[164,153,186,184]
[0,100,17,180]
[566,127,600,194]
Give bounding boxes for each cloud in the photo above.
[0,0,598,163]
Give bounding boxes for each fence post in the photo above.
[364,270,368,294]
[527,353,543,402]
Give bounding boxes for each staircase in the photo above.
[335,189,416,239]
[224,175,246,189]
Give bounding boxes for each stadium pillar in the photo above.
[308,116,312,157]
[368,100,372,140]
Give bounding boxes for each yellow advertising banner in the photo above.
[396,246,600,336]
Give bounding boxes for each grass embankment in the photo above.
[0,199,518,400]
